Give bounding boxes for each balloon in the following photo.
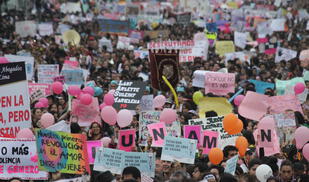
[52,81,63,94]
[104,93,115,106]
[259,116,276,129]
[295,126,309,149]
[80,93,93,105]
[208,148,223,165]
[101,137,111,147]
[16,128,35,139]
[162,76,179,108]
[193,91,203,105]
[68,85,81,96]
[294,83,305,95]
[108,89,115,95]
[0,57,9,64]
[153,95,166,109]
[235,136,248,157]
[303,143,309,161]
[34,102,44,108]
[40,113,55,128]
[101,106,117,125]
[100,103,107,110]
[117,109,133,128]
[160,108,177,124]
[94,87,103,97]
[83,86,95,96]
[256,164,273,182]
[223,113,238,133]
[39,98,49,107]
[228,119,243,135]
[234,95,245,106]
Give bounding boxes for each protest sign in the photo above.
[224,52,250,63]
[126,4,139,17]
[15,21,37,37]
[30,89,45,102]
[285,85,308,103]
[64,60,79,68]
[99,38,113,52]
[98,19,129,35]
[36,129,90,174]
[53,75,65,83]
[55,176,90,182]
[94,148,155,177]
[270,19,286,31]
[142,173,154,182]
[189,116,241,149]
[5,54,34,80]
[275,47,297,63]
[140,95,154,111]
[161,136,197,164]
[249,80,275,94]
[254,129,281,157]
[0,62,32,137]
[0,139,48,180]
[201,130,219,154]
[193,70,207,88]
[224,155,238,175]
[86,140,102,164]
[134,50,149,59]
[175,12,191,25]
[114,81,146,110]
[273,112,296,146]
[205,72,235,96]
[147,122,167,147]
[71,97,100,127]
[118,129,135,152]
[128,30,143,42]
[139,111,161,146]
[265,95,303,114]
[60,2,81,13]
[38,23,53,36]
[28,83,51,97]
[47,120,71,133]
[143,30,170,39]
[275,77,305,95]
[238,91,269,121]
[38,64,59,84]
[198,97,233,118]
[179,42,208,62]
[234,32,248,49]
[61,68,84,85]
[215,41,235,56]
[183,125,201,146]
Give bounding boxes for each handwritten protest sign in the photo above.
[215,41,235,56]
[61,68,84,85]
[38,64,59,84]
[175,12,191,24]
[117,36,131,49]
[193,70,207,88]
[134,50,149,59]
[205,72,235,95]
[161,136,197,164]
[114,81,145,110]
[86,141,102,164]
[224,52,250,63]
[38,23,53,36]
[0,62,32,137]
[224,155,238,175]
[36,129,90,174]
[94,148,155,177]
[30,89,45,102]
[276,77,305,95]
[140,95,154,111]
[47,120,71,133]
[266,95,303,114]
[15,21,37,37]
[189,116,241,149]
[0,139,48,180]
[273,113,296,146]
[249,80,274,94]
[71,97,100,127]
[98,19,129,35]
[28,83,51,97]
[234,32,248,49]
[118,129,135,152]
[5,55,34,81]
[270,19,286,31]
[275,47,297,63]
[147,122,167,147]
[144,30,170,39]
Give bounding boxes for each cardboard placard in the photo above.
[38,64,59,84]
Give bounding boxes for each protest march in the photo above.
[1,0,309,182]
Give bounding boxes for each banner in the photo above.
[94,148,155,177]
[215,41,235,56]
[15,21,37,37]
[275,47,297,63]
[0,62,32,137]
[205,72,235,95]
[149,50,180,91]
[249,80,274,94]
[4,55,34,81]
[140,95,154,111]
[86,141,102,164]
[38,64,59,84]
[61,68,84,85]
[71,98,100,127]
[38,23,53,36]
[98,19,129,35]
[113,81,145,110]
[147,40,195,50]
[266,95,303,114]
[161,136,197,164]
[189,116,241,149]
[198,97,233,118]
[36,129,90,174]
[28,83,51,97]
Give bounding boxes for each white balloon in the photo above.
[256,164,273,182]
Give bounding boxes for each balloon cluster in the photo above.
[223,113,243,135]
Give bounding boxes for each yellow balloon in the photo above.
[162,76,179,108]
[193,91,203,105]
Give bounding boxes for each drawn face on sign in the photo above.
[162,63,174,79]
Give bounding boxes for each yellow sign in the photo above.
[198,97,233,118]
[215,41,235,56]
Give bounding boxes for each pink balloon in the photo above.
[295,126,309,149]
[34,102,44,108]
[101,137,111,147]
[40,113,55,128]
[39,98,49,107]
[104,93,115,106]
[108,89,115,95]
[160,108,177,124]
[303,143,309,161]
[0,57,9,64]
[100,103,107,110]
[68,85,81,96]
[83,86,95,96]
[52,81,63,94]
[16,128,35,139]
[80,93,93,105]
[101,106,117,125]
[117,109,133,128]
[234,95,245,106]
[154,95,166,109]
[294,83,305,95]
